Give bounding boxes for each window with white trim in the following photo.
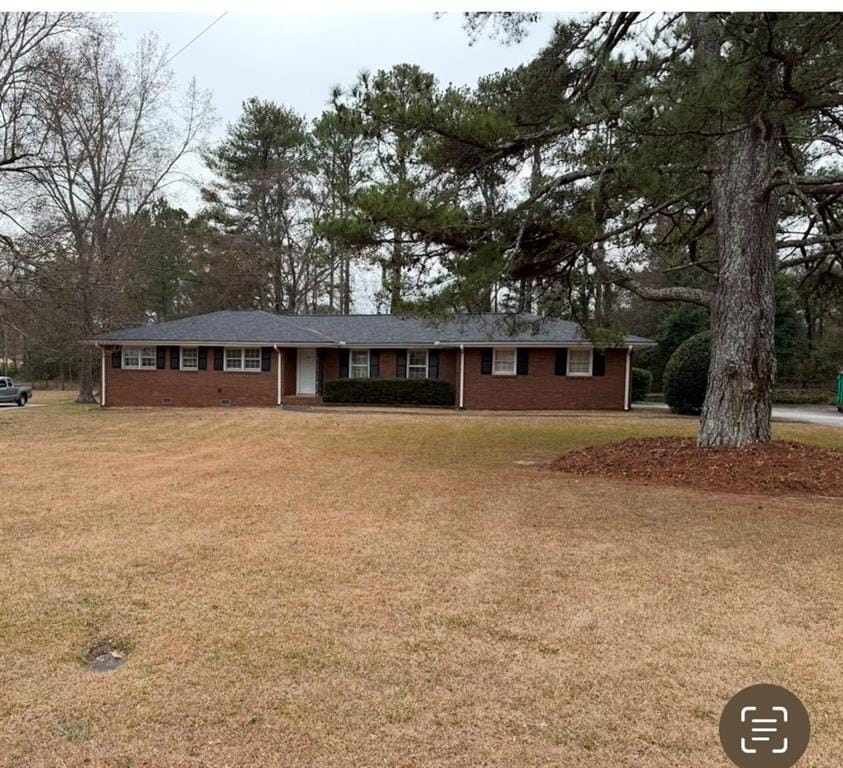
[492,348,517,376]
[407,349,428,379]
[350,349,369,379]
[224,347,261,371]
[122,346,156,370]
[180,347,198,370]
[567,348,593,376]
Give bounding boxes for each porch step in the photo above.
[282,395,323,407]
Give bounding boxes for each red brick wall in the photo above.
[320,349,339,388]
[105,345,628,410]
[105,346,278,407]
[318,348,458,391]
[462,347,628,410]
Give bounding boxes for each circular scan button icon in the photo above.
[719,684,810,768]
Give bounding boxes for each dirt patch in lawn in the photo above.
[84,641,129,673]
[552,437,843,496]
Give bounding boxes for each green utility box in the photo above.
[838,372,843,412]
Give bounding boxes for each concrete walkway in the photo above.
[635,401,842,429]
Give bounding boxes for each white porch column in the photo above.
[100,346,106,407]
[624,345,632,411]
[458,344,465,410]
[276,346,282,406]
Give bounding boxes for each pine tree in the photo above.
[311,107,370,313]
[365,12,843,446]
[338,65,442,312]
[204,98,318,313]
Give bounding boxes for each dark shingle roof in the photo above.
[94,311,327,344]
[94,311,655,347]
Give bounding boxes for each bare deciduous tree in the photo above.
[18,23,213,402]
[0,13,81,184]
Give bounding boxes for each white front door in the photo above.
[297,348,317,395]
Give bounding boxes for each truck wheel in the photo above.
[17,393,27,407]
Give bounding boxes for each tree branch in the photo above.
[588,247,713,307]
[611,274,713,307]
[778,232,843,249]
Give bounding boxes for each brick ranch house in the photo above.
[92,311,655,410]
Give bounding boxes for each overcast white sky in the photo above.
[115,13,558,129]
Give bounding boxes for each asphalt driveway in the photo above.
[635,402,842,429]
[770,405,843,429]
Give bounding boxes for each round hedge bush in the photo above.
[663,331,711,415]
[631,367,653,402]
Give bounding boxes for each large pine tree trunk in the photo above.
[698,122,779,448]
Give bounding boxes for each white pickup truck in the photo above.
[0,377,32,406]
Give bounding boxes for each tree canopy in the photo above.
[0,12,840,445]
[326,12,843,445]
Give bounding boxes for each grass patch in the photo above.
[1,404,841,765]
[54,718,93,744]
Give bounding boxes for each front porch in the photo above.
[278,347,330,402]
[277,346,459,405]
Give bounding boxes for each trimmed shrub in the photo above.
[663,331,711,415]
[323,377,455,406]
[631,367,653,402]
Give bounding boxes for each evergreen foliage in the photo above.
[1,11,842,429]
[663,332,712,416]
[323,378,455,406]
[631,368,653,402]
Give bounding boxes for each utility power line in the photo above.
[165,11,228,66]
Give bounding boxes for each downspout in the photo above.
[458,344,465,410]
[100,345,106,408]
[624,345,632,411]
[274,345,282,406]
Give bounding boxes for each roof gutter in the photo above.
[88,339,657,349]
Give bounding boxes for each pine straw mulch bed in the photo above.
[551,437,843,497]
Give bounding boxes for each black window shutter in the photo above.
[198,347,208,370]
[261,347,271,372]
[396,350,407,378]
[516,348,529,375]
[156,346,166,369]
[214,348,224,371]
[428,350,439,379]
[369,350,380,378]
[593,350,606,376]
[339,349,349,378]
[555,349,568,376]
[170,346,180,370]
[316,350,324,394]
[111,349,121,369]
[481,348,493,375]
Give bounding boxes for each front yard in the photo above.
[1,398,842,767]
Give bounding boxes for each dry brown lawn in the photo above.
[1,395,842,767]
